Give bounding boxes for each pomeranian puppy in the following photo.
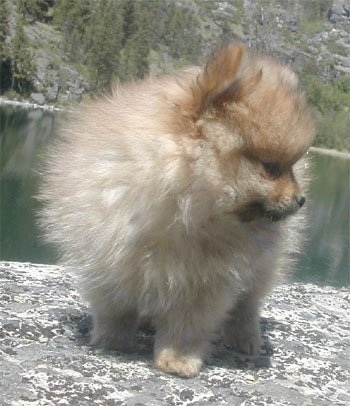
[38,43,314,377]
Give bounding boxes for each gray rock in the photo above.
[30,50,88,105]
[59,66,89,103]
[31,55,60,103]
[46,80,60,103]
[30,92,46,105]
[329,0,350,23]
[0,261,349,405]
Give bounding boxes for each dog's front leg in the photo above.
[224,293,263,355]
[153,296,229,378]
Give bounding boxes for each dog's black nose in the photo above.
[296,195,305,208]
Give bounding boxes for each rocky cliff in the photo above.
[2,0,349,107]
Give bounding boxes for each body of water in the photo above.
[1,106,349,286]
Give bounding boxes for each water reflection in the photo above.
[298,153,349,286]
[0,106,349,286]
[1,106,58,263]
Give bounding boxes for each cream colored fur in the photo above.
[38,43,314,377]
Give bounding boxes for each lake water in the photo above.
[1,106,349,286]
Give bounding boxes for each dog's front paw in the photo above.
[225,328,262,355]
[154,348,203,378]
[224,318,262,355]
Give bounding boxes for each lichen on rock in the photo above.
[0,261,349,405]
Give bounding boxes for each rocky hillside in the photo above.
[1,0,349,150]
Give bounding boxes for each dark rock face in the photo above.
[32,55,89,105]
[329,0,350,23]
[60,66,89,103]
[1,261,349,405]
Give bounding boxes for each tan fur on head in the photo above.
[193,42,245,111]
[38,42,315,378]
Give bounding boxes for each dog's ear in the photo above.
[192,43,245,116]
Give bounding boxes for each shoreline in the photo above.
[1,97,349,158]
[309,146,350,159]
[0,96,63,111]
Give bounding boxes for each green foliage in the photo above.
[117,0,151,81]
[4,0,203,94]
[314,110,349,151]
[52,0,202,89]
[84,0,124,90]
[335,75,350,94]
[0,0,12,93]
[18,0,54,22]
[119,31,150,81]
[303,74,350,151]
[11,15,35,94]
[326,40,348,57]
[0,0,10,59]
[299,19,324,35]
[53,0,93,61]
[303,75,350,113]
[301,0,333,20]
[159,2,202,60]
[299,0,332,36]
[233,0,245,25]
[121,0,137,45]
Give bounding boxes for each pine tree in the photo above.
[53,0,93,62]
[0,0,12,93]
[0,0,10,60]
[85,0,124,90]
[11,15,35,93]
[119,30,149,81]
[121,0,137,46]
[118,0,151,81]
[51,0,203,89]
[161,3,202,61]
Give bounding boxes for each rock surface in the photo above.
[0,261,349,405]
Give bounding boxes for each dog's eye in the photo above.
[262,163,280,179]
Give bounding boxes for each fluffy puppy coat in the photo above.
[38,43,315,377]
